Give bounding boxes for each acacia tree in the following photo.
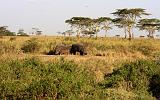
[86,18,102,38]
[64,30,74,37]
[66,17,105,38]
[65,17,92,39]
[98,17,113,37]
[137,18,160,38]
[113,18,134,38]
[83,17,113,38]
[112,8,150,40]
[57,31,64,37]
[17,28,29,36]
[0,26,15,36]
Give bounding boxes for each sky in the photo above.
[0,0,159,36]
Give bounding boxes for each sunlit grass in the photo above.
[1,36,160,99]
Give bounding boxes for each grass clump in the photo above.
[21,38,41,53]
[0,41,17,54]
[129,44,157,56]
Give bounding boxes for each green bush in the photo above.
[21,38,41,53]
[0,57,97,99]
[1,57,159,99]
[101,60,160,99]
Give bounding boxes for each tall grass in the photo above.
[0,41,18,54]
[1,36,160,56]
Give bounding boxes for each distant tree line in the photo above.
[65,8,160,40]
[0,26,43,36]
[0,26,15,36]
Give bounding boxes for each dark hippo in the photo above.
[70,44,87,55]
[53,44,71,55]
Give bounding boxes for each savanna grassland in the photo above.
[0,36,160,100]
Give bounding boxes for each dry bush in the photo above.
[21,38,41,53]
[9,36,16,41]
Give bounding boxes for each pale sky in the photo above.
[0,0,159,36]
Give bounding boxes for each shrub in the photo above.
[21,38,41,53]
[0,58,159,99]
[0,57,97,99]
[101,60,160,99]
[9,37,16,41]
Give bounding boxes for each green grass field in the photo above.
[0,36,160,99]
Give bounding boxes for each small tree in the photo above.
[31,28,42,36]
[65,17,92,39]
[137,18,160,38]
[0,26,15,36]
[61,32,66,37]
[64,30,74,37]
[113,18,134,38]
[57,31,64,37]
[36,31,42,36]
[17,28,28,36]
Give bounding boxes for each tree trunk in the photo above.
[105,31,108,38]
[77,34,80,40]
[96,33,98,39]
[124,27,127,38]
[131,32,134,39]
[148,29,154,38]
[89,34,92,38]
[131,26,134,39]
[77,30,80,40]
[151,30,154,38]
[128,26,132,40]
[148,30,151,38]
[68,34,71,40]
